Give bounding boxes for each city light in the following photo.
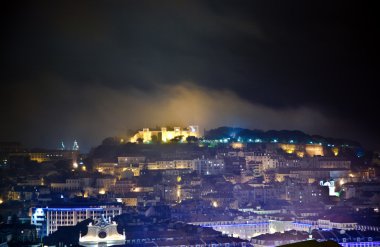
[132,187,141,192]
[332,147,339,156]
[73,161,78,169]
[177,185,181,203]
[280,144,296,154]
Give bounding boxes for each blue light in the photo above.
[356,148,365,158]
[339,242,380,246]
[202,222,269,228]
[293,222,313,226]
[44,207,104,211]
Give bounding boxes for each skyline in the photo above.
[1,1,379,151]
[2,124,363,153]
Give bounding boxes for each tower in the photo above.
[73,140,79,151]
[60,141,65,150]
[188,125,199,137]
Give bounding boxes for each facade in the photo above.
[191,216,269,239]
[28,149,79,163]
[30,205,122,237]
[79,215,125,247]
[315,157,351,169]
[245,153,278,177]
[95,178,117,190]
[147,160,196,170]
[317,218,357,230]
[130,125,199,143]
[50,178,93,191]
[290,168,350,180]
[117,156,146,165]
[194,158,225,175]
[95,162,142,177]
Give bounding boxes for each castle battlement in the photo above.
[130,125,200,143]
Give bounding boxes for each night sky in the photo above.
[1,1,379,151]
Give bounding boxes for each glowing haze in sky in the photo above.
[1,1,379,151]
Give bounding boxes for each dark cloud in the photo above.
[1,1,379,150]
[0,80,343,150]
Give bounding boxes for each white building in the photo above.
[30,205,122,237]
[191,216,270,239]
[79,215,125,247]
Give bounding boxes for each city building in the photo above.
[28,149,79,163]
[30,204,122,237]
[194,158,225,175]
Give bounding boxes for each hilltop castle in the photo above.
[130,125,200,143]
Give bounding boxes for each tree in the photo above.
[136,138,144,144]
[102,137,119,145]
[170,135,183,144]
[186,136,198,143]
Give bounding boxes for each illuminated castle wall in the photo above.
[279,144,324,157]
[130,125,199,143]
[305,144,324,156]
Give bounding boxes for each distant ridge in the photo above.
[204,126,361,147]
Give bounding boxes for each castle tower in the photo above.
[72,140,79,151]
[161,127,168,142]
[142,128,151,142]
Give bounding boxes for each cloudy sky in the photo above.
[1,1,379,151]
